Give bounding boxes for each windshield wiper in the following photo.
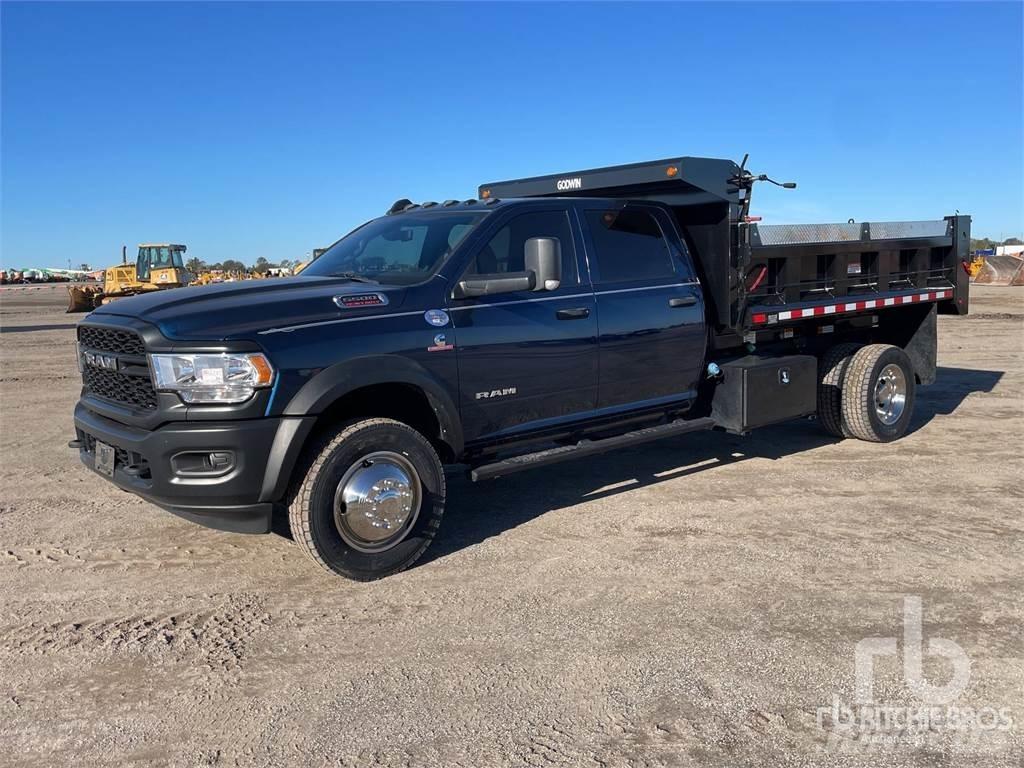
[329,271,379,284]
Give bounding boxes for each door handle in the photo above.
[556,307,591,320]
[669,296,698,308]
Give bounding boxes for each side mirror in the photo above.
[453,237,562,299]
[525,237,561,291]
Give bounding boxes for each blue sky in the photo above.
[2,1,1021,269]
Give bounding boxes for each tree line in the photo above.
[971,236,1023,252]
[184,256,296,274]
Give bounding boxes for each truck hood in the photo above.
[89,277,409,341]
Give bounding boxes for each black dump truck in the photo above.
[71,155,971,580]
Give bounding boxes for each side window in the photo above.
[465,210,578,285]
[447,223,476,251]
[137,249,151,280]
[584,208,676,283]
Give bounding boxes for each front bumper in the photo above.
[73,403,313,534]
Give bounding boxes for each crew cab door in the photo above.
[448,207,597,442]
[577,203,706,411]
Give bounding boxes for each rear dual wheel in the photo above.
[816,343,862,437]
[817,343,916,442]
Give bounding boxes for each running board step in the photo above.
[469,417,716,482]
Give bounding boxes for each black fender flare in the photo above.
[282,354,464,456]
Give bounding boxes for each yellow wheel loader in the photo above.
[974,254,1024,285]
[966,254,986,278]
[68,244,192,312]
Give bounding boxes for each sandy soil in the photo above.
[0,285,1021,767]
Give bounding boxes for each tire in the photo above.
[288,418,446,580]
[841,344,916,442]
[817,342,862,438]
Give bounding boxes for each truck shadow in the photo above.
[910,365,1004,424]
[422,365,1003,566]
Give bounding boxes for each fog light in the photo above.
[171,451,236,477]
[209,451,232,470]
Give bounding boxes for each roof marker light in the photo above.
[666,166,679,178]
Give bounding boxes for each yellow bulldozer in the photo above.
[68,244,192,312]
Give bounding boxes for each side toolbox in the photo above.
[711,355,817,433]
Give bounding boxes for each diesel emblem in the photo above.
[427,333,454,352]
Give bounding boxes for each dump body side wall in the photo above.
[737,216,969,333]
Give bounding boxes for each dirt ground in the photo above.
[0,284,1021,767]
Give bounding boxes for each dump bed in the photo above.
[479,156,970,343]
[742,218,970,334]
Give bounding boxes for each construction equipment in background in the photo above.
[293,248,328,275]
[973,253,1024,285]
[193,269,248,285]
[68,244,192,312]
[967,254,987,278]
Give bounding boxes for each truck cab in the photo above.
[71,155,969,581]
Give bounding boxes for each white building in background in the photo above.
[995,244,1024,257]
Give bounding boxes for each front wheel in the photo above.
[288,418,446,580]
[841,344,916,442]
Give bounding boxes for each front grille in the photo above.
[82,365,158,409]
[78,325,157,410]
[78,326,146,356]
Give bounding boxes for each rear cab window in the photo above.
[581,207,680,285]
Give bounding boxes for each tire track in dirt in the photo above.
[0,593,271,672]
[1,540,266,571]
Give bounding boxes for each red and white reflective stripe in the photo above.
[753,289,952,325]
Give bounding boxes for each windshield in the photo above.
[302,211,488,284]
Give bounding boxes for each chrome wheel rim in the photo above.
[874,364,907,426]
[333,451,421,553]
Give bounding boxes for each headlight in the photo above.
[150,352,274,404]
